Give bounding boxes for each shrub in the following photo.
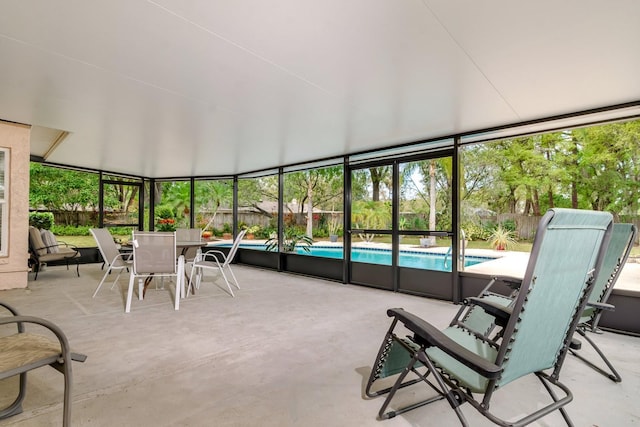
[313,227,329,238]
[29,212,54,229]
[500,219,517,232]
[460,222,490,241]
[108,226,134,236]
[155,205,174,219]
[50,225,91,236]
[256,226,275,239]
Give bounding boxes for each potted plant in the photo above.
[155,205,176,232]
[244,225,260,240]
[327,214,341,243]
[420,236,436,247]
[221,223,233,240]
[488,225,517,250]
[265,228,314,253]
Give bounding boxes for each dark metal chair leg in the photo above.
[0,372,27,420]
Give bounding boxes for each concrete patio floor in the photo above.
[1,263,639,426]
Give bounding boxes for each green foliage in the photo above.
[244,225,261,234]
[352,200,392,229]
[500,219,516,232]
[29,163,99,216]
[313,227,329,238]
[155,205,174,219]
[51,225,91,236]
[238,175,279,210]
[265,228,314,253]
[327,214,342,235]
[352,200,391,242]
[29,212,54,229]
[156,219,176,232]
[460,222,491,241]
[155,205,176,231]
[108,226,134,236]
[255,226,275,239]
[399,158,453,232]
[411,216,427,230]
[398,217,408,230]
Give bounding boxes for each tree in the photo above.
[352,200,391,242]
[29,163,99,225]
[157,181,191,227]
[102,178,140,225]
[284,166,343,237]
[369,166,391,202]
[573,122,640,214]
[194,180,233,230]
[400,158,453,231]
[238,175,278,218]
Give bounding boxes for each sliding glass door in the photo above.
[348,151,456,299]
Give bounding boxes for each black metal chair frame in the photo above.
[0,302,86,426]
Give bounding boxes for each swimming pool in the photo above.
[210,243,493,272]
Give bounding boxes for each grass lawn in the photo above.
[61,235,128,248]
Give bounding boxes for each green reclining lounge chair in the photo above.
[445,222,635,383]
[569,222,637,382]
[365,208,613,426]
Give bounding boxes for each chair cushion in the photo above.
[425,326,498,393]
[0,333,61,378]
[41,229,60,253]
[29,227,48,256]
[38,249,80,262]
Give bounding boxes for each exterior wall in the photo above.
[0,121,30,289]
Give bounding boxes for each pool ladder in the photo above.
[443,229,466,271]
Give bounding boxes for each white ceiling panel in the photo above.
[0,1,638,177]
[424,0,640,117]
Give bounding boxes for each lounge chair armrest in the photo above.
[464,297,512,327]
[36,242,64,251]
[387,308,502,379]
[71,352,88,362]
[0,315,73,356]
[587,301,615,312]
[494,276,523,290]
[42,240,78,251]
[0,315,87,376]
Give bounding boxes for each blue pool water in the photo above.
[211,243,492,272]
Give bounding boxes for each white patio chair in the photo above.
[90,228,133,298]
[125,231,185,313]
[187,229,246,297]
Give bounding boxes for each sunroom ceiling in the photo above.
[1,1,639,178]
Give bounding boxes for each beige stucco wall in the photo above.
[0,120,30,289]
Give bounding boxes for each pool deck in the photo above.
[462,248,640,294]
